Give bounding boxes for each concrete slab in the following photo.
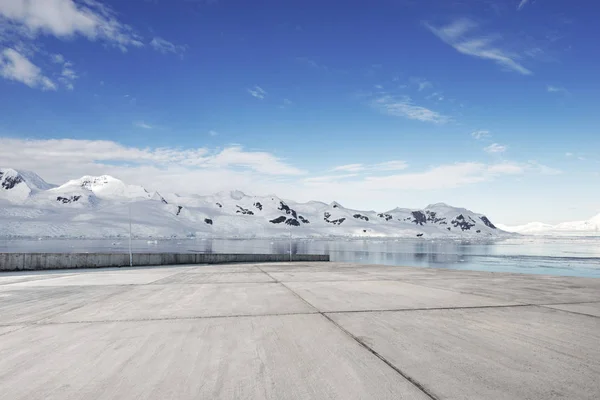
[0,325,23,336]
[269,270,373,282]
[49,283,316,323]
[285,280,519,312]
[402,275,600,304]
[185,265,264,273]
[7,270,181,287]
[0,315,430,400]
[543,302,600,318]
[0,286,127,324]
[329,306,600,400]
[150,272,275,284]
[1,261,599,400]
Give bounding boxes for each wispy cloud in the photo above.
[134,121,153,129]
[410,77,433,91]
[471,130,491,140]
[547,85,569,95]
[0,0,143,51]
[0,48,56,90]
[517,0,530,11]
[296,56,331,72]
[425,18,532,75]
[484,143,508,153]
[332,161,408,173]
[209,130,218,136]
[150,37,187,56]
[247,85,267,100]
[371,95,449,124]
[528,161,562,175]
[332,164,365,172]
[0,0,144,89]
[372,161,409,171]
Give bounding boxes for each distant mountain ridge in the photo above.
[498,214,600,236]
[0,167,509,239]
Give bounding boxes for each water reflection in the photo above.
[1,237,599,278]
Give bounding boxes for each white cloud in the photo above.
[0,137,561,210]
[426,92,444,101]
[484,143,508,153]
[372,95,449,124]
[565,152,573,157]
[547,85,568,95]
[0,0,143,50]
[372,161,409,171]
[247,85,267,99]
[283,98,293,105]
[332,161,408,173]
[209,130,219,136]
[0,48,56,90]
[51,53,65,64]
[354,162,524,191]
[410,77,432,91]
[425,19,532,75]
[471,130,491,140]
[134,121,153,129]
[150,37,186,56]
[303,173,359,184]
[527,161,562,175]
[332,164,365,172]
[517,0,530,10]
[0,138,305,187]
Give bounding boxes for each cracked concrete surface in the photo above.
[1,262,599,399]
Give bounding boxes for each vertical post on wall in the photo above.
[128,203,133,267]
[288,225,292,262]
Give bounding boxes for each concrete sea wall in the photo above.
[0,253,330,271]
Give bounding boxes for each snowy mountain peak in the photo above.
[55,175,151,200]
[0,168,54,203]
[229,190,247,200]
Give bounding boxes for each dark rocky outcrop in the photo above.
[278,201,297,219]
[236,205,254,215]
[269,216,287,224]
[204,218,213,225]
[416,233,424,237]
[254,202,263,211]
[1,174,23,190]
[378,213,392,221]
[480,216,496,229]
[285,218,300,226]
[425,211,446,224]
[324,211,345,225]
[216,202,222,208]
[353,214,369,221]
[451,214,475,231]
[56,195,82,204]
[176,206,183,216]
[298,215,310,224]
[411,211,427,226]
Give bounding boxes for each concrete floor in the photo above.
[1,262,599,400]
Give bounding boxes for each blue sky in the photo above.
[0,0,599,225]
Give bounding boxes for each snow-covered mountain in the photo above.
[498,214,600,236]
[0,168,510,239]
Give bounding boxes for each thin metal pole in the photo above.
[288,226,292,262]
[128,203,133,267]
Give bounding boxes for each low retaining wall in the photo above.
[0,253,330,271]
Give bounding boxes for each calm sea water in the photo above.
[1,236,599,278]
